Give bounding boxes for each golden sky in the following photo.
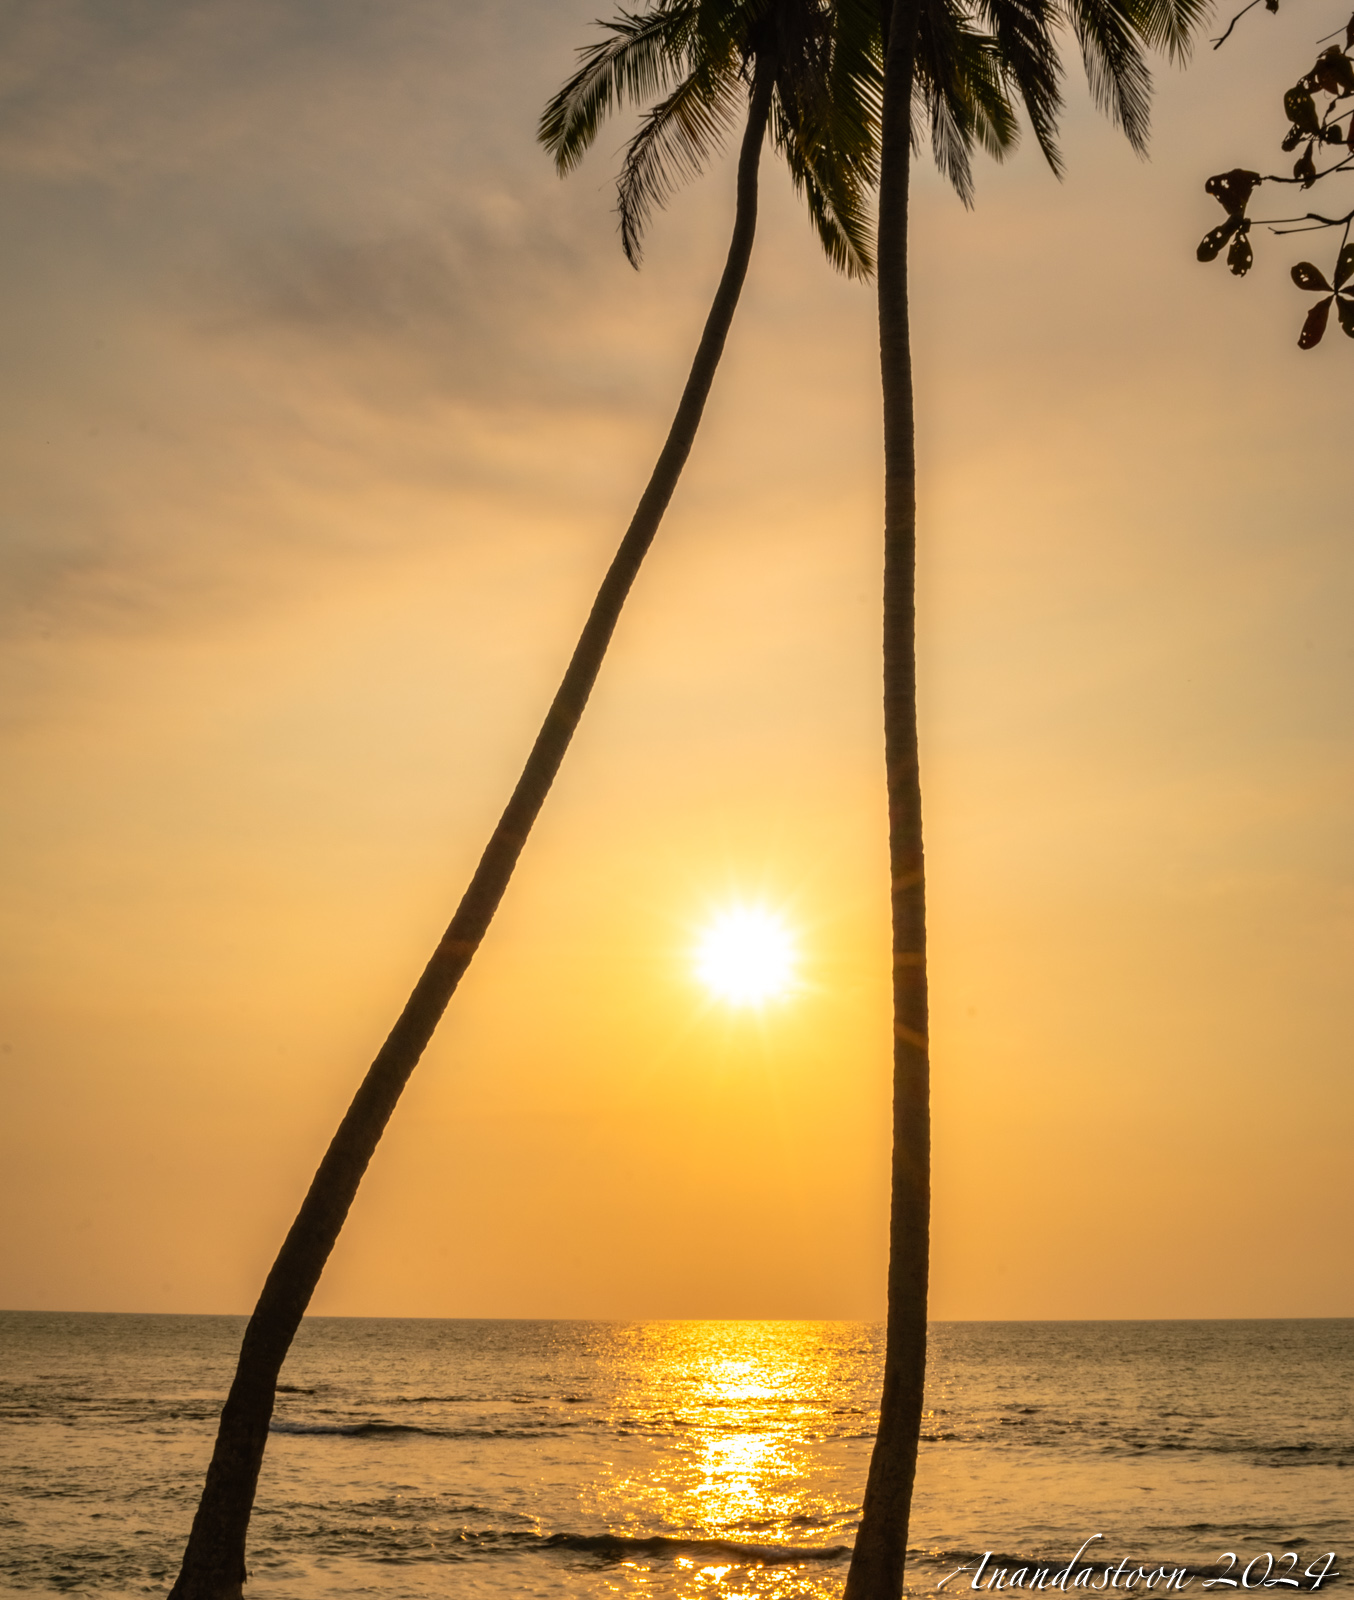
[1,0,1350,1320]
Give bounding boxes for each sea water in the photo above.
[1,1315,1349,1598]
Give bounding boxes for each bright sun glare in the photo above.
[693,907,797,1006]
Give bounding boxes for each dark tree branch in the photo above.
[1264,205,1354,230]
[1259,152,1354,184]
[1212,0,1264,51]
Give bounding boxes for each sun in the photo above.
[693,906,798,1006]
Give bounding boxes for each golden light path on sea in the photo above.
[578,1323,866,1597]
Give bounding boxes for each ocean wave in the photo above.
[342,1391,592,1409]
[268,1418,582,1440]
[946,1418,1351,1468]
[541,1532,851,1565]
[386,1394,476,1404]
[281,1520,854,1569]
[1104,1438,1352,1468]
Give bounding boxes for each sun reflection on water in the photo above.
[576,1321,871,1598]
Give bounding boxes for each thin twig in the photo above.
[1257,205,1354,232]
[1212,0,1262,50]
[1258,153,1354,186]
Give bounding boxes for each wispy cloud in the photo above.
[0,0,737,644]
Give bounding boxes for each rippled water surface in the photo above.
[1,1315,1349,1597]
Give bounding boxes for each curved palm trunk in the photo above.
[168,65,776,1600]
[844,0,927,1595]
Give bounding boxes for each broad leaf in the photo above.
[1338,294,1354,340]
[1335,244,1354,289]
[1298,295,1333,349]
[1283,86,1320,135]
[1226,231,1253,276]
[1204,168,1260,217]
[1291,261,1332,291]
[1313,46,1354,96]
[1197,217,1240,261]
[1294,144,1316,186]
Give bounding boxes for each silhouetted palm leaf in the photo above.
[976,0,1064,173]
[1069,0,1155,151]
[616,45,747,262]
[916,0,1022,203]
[540,2,704,176]
[542,0,893,275]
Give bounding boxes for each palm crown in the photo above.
[540,0,1209,281]
[855,0,1209,197]
[540,0,880,276]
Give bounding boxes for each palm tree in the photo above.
[842,0,1207,1594]
[166,5,877,1598]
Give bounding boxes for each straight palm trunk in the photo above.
[844,0,928,1594]
[167,65,775,1600]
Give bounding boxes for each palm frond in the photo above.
[914,0,974,200]
[976,0,1065,174]
[539,1,701,174]
[1063,0,1155,151]
[830,0,885,128]
[921,79,977,200]
[543,0,894,281]
[912,0,1022,204]
[821,0,883,177]
[768,0,878,274]
[1124,0,1212,63]
[773,87,877,275]
[615,39,747,263]
[948,25,1023,161]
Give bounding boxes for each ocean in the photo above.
[1,1315,1348,1598]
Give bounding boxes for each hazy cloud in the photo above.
[0,0,737,642]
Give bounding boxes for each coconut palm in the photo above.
[841,0,1207,1594]
[167,5,880,1598]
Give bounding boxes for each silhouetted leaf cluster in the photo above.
[1291,242,1354,344]
[1197,166,1260,269]
[1198,4,1354,347]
